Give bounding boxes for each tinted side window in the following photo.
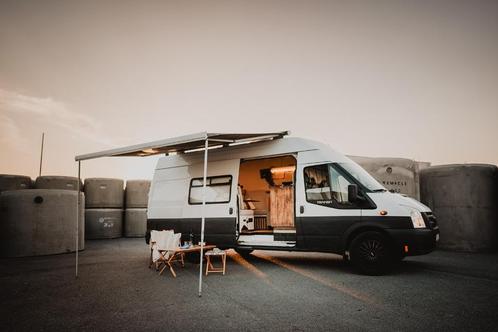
[304,164,333,205]
[189,175,232,204]
[304,164,354,208]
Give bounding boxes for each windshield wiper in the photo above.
[372,189,387,192]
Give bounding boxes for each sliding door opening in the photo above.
[237,155,296,247]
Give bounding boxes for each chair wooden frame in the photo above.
[158,250,185,278]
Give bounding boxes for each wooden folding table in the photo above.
[159,244,216,278]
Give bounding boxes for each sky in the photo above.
[1,0,497,180]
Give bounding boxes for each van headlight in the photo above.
[410,210,426,228]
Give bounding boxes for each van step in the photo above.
[238,240,295,248]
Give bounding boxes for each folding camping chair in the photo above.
[149,230,170,270]
[152,231,184,277]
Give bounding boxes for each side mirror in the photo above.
[348,184,358,203]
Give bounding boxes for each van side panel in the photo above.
[148,166,190,219]
[295,216,361,252]
[147,217,236,247]
[147,158,239,247]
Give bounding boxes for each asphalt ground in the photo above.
[1,238,497,331]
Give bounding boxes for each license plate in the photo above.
[436,233,440,242]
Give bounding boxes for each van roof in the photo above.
[155,136,352,169]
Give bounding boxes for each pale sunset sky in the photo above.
[1,0,497,180]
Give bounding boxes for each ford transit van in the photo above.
[146,137,439,275]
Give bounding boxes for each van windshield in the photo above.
[337,162,386,192]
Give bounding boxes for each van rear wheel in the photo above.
[349,231,393,275]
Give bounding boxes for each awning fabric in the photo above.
[75,131,289,161]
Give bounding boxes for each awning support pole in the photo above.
[76,160,81,278]
[198,137,209,297]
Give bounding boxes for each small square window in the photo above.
[188,175,232,204]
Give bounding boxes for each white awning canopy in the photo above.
[75,131,289,161]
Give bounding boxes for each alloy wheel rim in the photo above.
[359,239,385,262]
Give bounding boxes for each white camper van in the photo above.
[146,135,439,275]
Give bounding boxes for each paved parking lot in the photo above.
[1,238,497,331]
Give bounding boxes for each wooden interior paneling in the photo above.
[269,186,294,228]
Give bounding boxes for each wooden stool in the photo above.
[205,250,226,275]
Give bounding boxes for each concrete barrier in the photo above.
[35,176,82,191]
[84,178,124,208]
[124,208,147,237]
[0,174,32,193]
[85,209,123,239]
[420,164,498,252]
[349,156,430,199]
[125,180,150,208]
[0,189,85,257]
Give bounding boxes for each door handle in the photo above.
[300,205,304,214]
[229,207,234,215]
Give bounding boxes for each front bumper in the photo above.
[385,227,439,256]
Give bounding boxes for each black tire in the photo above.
[235,248,253,257]
[349,231,393,275]
[393,251,406,262]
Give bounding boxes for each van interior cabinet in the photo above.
[269,186,294,228]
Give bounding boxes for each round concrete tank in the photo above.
[420,164,498,252]
[0,174,32,193]
[349,156,430,199]
[84,178,124,208]
[0,189,85,257]
[124,208,147,237]
[35,176,82,191]
[125,180,151,208]
[85,209,123,239]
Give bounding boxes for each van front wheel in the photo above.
[349,231,392,275]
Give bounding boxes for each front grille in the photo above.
[422,212,438,229]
